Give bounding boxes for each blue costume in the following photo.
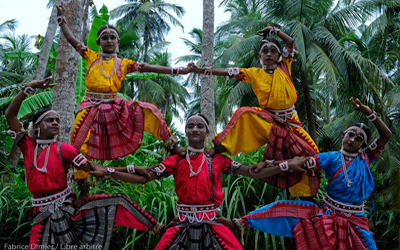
[241,140,382,249]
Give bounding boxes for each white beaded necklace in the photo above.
[36,138,57,149]
[34,138,57,173]
[339,149,359,187]
[99,53,117,79]
[186,146,206,178]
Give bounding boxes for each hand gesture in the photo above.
[187,62,204,74]
[26,77,57,89]
[256,25,274,40]
[87,162,107,178]
[287,156,307,172]
[249,162,266,174]
[135,165,159,178]
[55,1,66,16]
[350,97,373,115]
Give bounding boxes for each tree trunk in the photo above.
[9,1,61,166]
[325,95,331,124]
[52,0,85,143]
[301,70,317,142]
[200,0,216,140]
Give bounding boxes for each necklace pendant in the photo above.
[189,172,195,178]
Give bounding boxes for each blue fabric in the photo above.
[316,151,374,205]
[356,226,377,250]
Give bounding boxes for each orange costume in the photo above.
[71,43,171,165]
[213,50,320,197]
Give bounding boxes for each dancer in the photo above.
[89,113,308,249]
[5,78,162,250]
[56,2,187,164]
[191,25,319,197]
[234,98,391,250]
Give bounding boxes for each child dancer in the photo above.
[192,25,319,197]
[5,78,163,250]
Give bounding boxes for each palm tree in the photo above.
[110,0,185,62]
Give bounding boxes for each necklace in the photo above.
[340,149,358,187]
[99,53,117,79]
[34,144,51,173]
[36,138,57,149]
[262,64,277,74]
[186,147,206,177]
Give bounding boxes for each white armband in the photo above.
[72,153,87,167]
[7,130,17,139]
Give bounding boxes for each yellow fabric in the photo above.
[240,57,297,110]
[141,106,170,141]
[220,108,272,156]
[83,48,135,93]
[218,108,318,197]
[71,108,91,180]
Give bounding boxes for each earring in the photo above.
[37,128,40,138]
[98,46,103,54]
[116,44,119,54]
[277,56,282,63]
[259,59,264,66]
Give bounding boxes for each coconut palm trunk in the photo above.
[52,0,85,143]
[301,70,317,141]
[201,0,216,139]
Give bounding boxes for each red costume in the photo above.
[17,133,158,250]
[154,153,243,250]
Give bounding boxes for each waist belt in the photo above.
[32,187,72,214]
[176,203,219,223]
[265,105,296,118]
[83,91,118,104]
[323,194,364,214]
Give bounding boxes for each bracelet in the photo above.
[22,86,34,96]
[265,159,274,168]
[227,68,240,76]
[204,67,213,76]
[57,16,67,26]
[269,27,280,36]
[104,167,115,179]
[127,165,135,174]
[7,130,17,139]
[366,112,377,122]
[279,161,289,171]
[171,67,179,76]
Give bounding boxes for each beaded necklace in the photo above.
[186,146,206,177]
[339,149,359,187]
[34,139,57,173]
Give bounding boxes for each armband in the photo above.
[153,164,166,176]
[269,27,280,36]
[204,67,213,76]
[57,16,67,26]
[72,153,87,167]
[368,139,378,151]
[7,130,17,139]
[104,167,115,179]
[227,68,240,76]
[366,112,377,122]
[279,161,289,171]
[22,86,34,96]
[304,157,317,169]
[127,165,136,174]
[171,67,180,76]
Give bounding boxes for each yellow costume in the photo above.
[213,55,320,197]
[71,44,171,179]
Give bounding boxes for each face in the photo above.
[342,130,365,153]
[185,117,208,147]
[34,112,60,139]
[97,30,120,53]
[259,43,280,66]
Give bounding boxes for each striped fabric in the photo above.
[261,114,321,196]
[30,194,158,250]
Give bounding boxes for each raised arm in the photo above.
[5,78,56,133]
[257,25,294,48]
[55,1,80,49]
[350,97,392,147]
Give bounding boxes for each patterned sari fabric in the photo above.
[154,154,243,250]
[213,55,319,197]
[17,134,158,250]
[242,144,381,250]
[70,44,171,161]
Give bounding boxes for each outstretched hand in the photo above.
[26,77,57,89]
[256,25,274,40]
[55,1,66,16]
[135,165,159,178]
[187,62,204,74]
[287,156,308,172]
[249,162,266,174]
[87,162,107,178]
[350,97,373,115]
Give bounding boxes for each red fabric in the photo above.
[161,154,232,207]
[74,98,145,160]
[243,201,370,250]
[114,204,153,230]
[261,114,320,196]
[29,219,45,250]
[18,136,78,198]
